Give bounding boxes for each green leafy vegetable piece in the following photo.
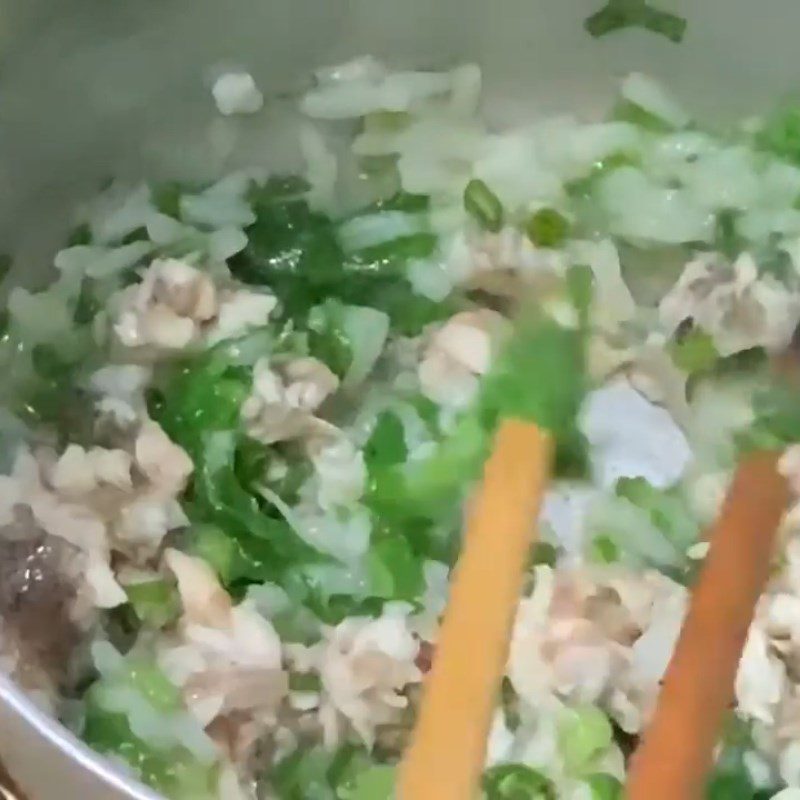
[526,208,570,248]
[365,412,408,471]
[531,541,559,568]
[230,182,450,336]
[482,764,555,799]
[125,580,179,629]
[566,264,595,329]
[308,300,354,378]
[738,381,800,452]
[191,524,275,586]
[73,278,101,325]
[153,343,327,590]
[288,671,322,692]
[591,534,621,564]
[125,660,184,712]
[615,477,697,551]
[403,316,585,515]
[669,328,719,374]
[350,232,438,269]
[152,181,187,219]
[704,717,761,799]
[479,315,585,436]
[367,533,424,601]
[756,106,800,166]
[84,703,218,800]
[464,178,504,232]
[558,706,613,772]
[586,774,623,800]
[84,666,217,800]
[373,191,429,214]
[613,100,673,132]
[566,153,641,200]
[271,744,374,800]
[67,223,92,247]
[193,431,321,567]
[585,0,687,42]
[338,764,396,800]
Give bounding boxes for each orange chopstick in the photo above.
[625,451,790,800]
[398,419,552,800]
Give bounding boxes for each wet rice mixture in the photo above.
[4,59,800,799]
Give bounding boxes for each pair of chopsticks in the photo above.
[398,420,790,800]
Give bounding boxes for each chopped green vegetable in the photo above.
[83,664,217,800]
[479,314,585,436]
[367,533,424,601]
[308,300,355,378]
[616,477,698,552]
[482,764,555,799]
[591,534,621,564]
[613,101,673,132]
[558,705,613,772]
[756,106,800,166]
[737,381,800,452]
[153,181,188,219]
[669,328,719,374]
[73,278,101,325]
[364,412,408,471]
[531,541,559,568]
[289,671,322,692]
[339,764,396,800]
[271,744,377,800]
[67,223,92,247]
[83,703,217,800]
[585,0,687,42]
[230,186,451,336]
[400,315,585,522]
[125,660,184,712]
[586,774,624,800]
[464,178,504,232]
[125,580,180,629]
[153,346,328,591]
[526,208,570,248]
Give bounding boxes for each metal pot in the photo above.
[0,0,798,796]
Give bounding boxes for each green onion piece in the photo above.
[464,178,504,232]
[585,1,687,43]
[526,208,570,248]
[642,5,688,42]
[613,101,672,132]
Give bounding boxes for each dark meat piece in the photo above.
[0,526,81,692]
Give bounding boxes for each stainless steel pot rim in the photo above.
[0,674,160,800]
